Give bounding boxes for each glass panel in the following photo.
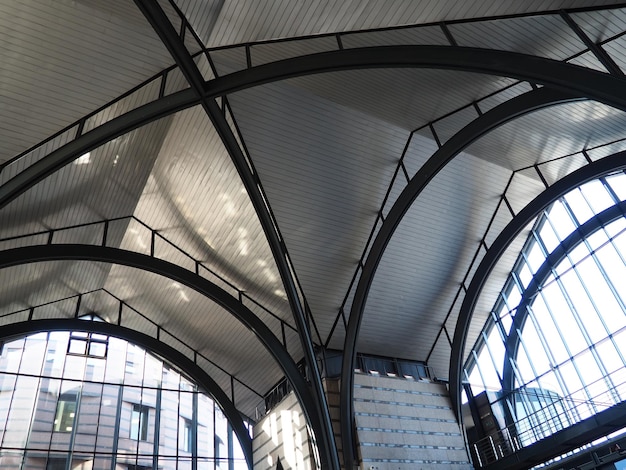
[606,172,626,200]
[542,282,588,355]
[520,319,550,377]
[560,267,607,343]
[529,300,569,364]
[576,257,622,330]
[537,219,560,253]
[580,179,615,213]
[3,375,39,448]
[215,406,228,470]
[546,202,576,241]
[564,188,594,225]
[525,240,546,274]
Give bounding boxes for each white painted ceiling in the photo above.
[1,0,625,418]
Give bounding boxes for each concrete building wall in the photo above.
[354,373,472,470]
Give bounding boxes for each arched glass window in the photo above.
[0,328,249,469]
[464,171,626,462]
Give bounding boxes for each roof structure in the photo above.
[3,0,626,466]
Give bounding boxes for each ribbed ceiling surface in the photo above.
[2,0,626,421]
[0,0,174,161]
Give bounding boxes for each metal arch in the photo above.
[133,2,340,468]
[0,318,254,469]
[500,200,626,397]
[0,243,323,464]
[6,46,626,213]
[450,151,626,425]
[339,87,584,468]
[204,45,626,110]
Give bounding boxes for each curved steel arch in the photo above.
[0,318,253,468]
[4,46,626,213]
[500,199,626,396]
[204,45,626,108]
[339,86,584,467]
[450,150,626,425]
[0,243,326,463]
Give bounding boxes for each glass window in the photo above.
[465,176,626,460]
[54,395,77,433]
[180,417,193,452]
[130,404,150,441]
[0,330,251,470]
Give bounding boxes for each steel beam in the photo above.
[339,87,583,468]
[5,45,626,214]
[0,243,320,470]
[133,1,338,467]
[500,199,626,396]
[450,151,626,426]
[204,45,626,111]
[0,318,253,468]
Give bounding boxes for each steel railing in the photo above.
[471,371,626,466]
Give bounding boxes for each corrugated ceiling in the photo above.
[2,0,626,421]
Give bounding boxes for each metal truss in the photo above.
[450,150,626,426]
[0,317,253,468]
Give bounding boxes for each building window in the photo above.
[54,395,77,432]
[46,458,68,470]
[180,417,193,452]
[67,331,108,358]
[130,404,150,441]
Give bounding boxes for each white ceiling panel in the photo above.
[207,0,621,47]
[448,14,586,60]
[0,117,172,240]
[130,106,291,324]
[0,0,174,161]
[228,79,408,341]
[464,101,626,172]
[359,153,510,362]
[270,69,519,132]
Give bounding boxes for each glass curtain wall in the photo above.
[465,171,626,448]
[0,329,248,469]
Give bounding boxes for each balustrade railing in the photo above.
[472,372,626,466]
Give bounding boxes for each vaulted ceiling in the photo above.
[1,0,626,424]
